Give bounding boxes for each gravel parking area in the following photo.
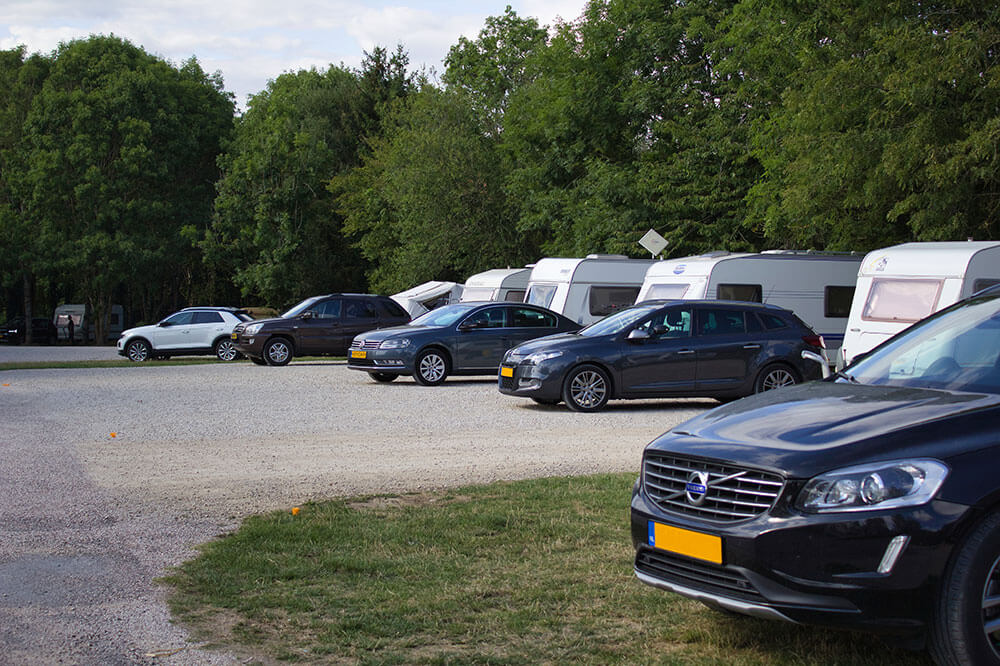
[0,356,715,663]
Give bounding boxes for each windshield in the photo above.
[578,304,661,337]
[410,303,478,327]
[847,292,1000,394]
[282,296,323,318]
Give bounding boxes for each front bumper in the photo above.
[497,360,564,401]
[630,486,970,633]
[346,347,414,375]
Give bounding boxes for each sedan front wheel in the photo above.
[414,349,449,386]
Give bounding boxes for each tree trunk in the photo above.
[22,273,33,344]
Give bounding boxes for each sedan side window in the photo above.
[511,307,556,328]
[464,307,508,328]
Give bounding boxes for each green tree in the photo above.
[206,49,412,308]
[731,0,1000,250]
[502,0,760,259]
[0,47,49,338]
[336,86,524,294]
[14,36,234,338]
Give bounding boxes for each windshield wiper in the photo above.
[834,370,860,384]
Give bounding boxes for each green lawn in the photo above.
[164,473,932,665]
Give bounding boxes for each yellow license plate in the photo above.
[230,333,238,340]
[351,350,366,359]
[500,366,514,377]
[648,521,722,564]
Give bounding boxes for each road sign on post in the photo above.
[639,229,668,258]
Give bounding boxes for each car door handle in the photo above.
[678,349,695,355]
[743,344,761,349]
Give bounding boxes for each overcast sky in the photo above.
[1,1,589,109]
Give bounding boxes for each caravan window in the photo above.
[824,286,855,318]
[974,279,1000,293]
[862,278,942,323]
[505,290,526,302]
[590,287,641,317]
[526,284,557,308]
[646,283,689,300]
[717,284,762,302]
[461,287,495,302]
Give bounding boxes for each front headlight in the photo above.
[525,350,564,365]
[379,338,411,350]
[244,323,263,336]
[797,459,949,513]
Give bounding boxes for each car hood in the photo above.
[649,380,1000,478]
[353,325,440,341]
[121,324,158,338]
[508,332,592,355]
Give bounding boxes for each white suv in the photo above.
[117,307,254,362]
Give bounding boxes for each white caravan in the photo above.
[391,281,464,318]
[459,268,531,303]
[524,255,656,326]
[52,303,124,342]
[840,241,1000,366]
[636,251,863,356]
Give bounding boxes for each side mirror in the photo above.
[460,320,487,331]
[651,324,668,336]
[300,311,314,320]
[627,329,650,342]
[158,321,171,327]
[801,350,831,378]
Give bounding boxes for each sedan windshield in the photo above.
[578,304,661,337]
[410,303,478,327]
[282,296,323,318]
[847,292,1000,394]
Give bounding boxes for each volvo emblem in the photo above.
[685,471,709,505]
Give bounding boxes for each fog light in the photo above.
[877,535,909,574]
[374,359,405,367]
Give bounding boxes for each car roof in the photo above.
[179,306,247,313]
[637,299,791,312]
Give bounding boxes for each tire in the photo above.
[263,338,292,366]
[753,363,800,394]
[126,339,151,362]
[249,356,267,366]
[414,349,449,386]
[214,338,239,362]
[931,511,1000,665]
[562,364,611,412]
[531,397,560,405]
[369,372,398,383]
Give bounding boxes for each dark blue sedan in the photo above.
[347,302,579,385]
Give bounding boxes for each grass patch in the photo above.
[165,474,931,665]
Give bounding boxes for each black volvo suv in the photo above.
[630,287,1000,664]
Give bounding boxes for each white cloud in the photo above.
[0,0,589,108]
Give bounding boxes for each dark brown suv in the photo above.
[232,294,410,366]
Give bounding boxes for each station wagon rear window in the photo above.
[862,278,942,323]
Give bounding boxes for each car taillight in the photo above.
[803,334,825,349]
